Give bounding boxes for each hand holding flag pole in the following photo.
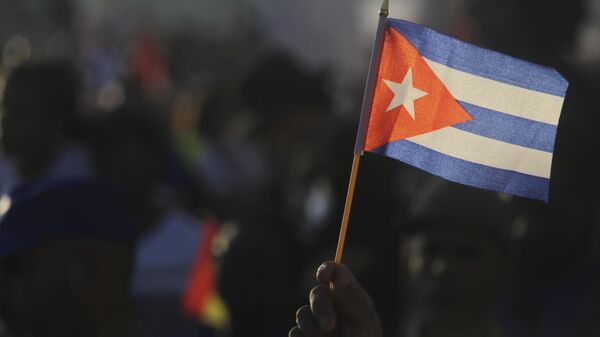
[334,0,389,264]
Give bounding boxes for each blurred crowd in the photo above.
[0,0,599,337]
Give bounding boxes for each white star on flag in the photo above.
[383,68,428,119]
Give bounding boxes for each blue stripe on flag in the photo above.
[453,101,558,152]
[370,139,550,201]
[387,19,568,97]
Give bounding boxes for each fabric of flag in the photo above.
[362,19,568,202]
[182,218,229,330]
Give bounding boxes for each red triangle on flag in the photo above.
[364,26,473,152]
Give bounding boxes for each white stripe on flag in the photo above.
[424,59,564,126]
[406,127,553,178]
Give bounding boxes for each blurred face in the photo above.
[403,227,509,321]
[1,84,62,175]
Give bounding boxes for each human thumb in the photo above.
[316,262,381,332]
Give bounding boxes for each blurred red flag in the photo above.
[182,217,229,329]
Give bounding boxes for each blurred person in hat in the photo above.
[0,61,139,337]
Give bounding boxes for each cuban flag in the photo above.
[361,19,568,202]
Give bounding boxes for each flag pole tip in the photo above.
[379,0,389,17]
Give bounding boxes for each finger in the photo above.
[289,326,303,337]
[316,261,336,284]
[296,305,326,337]
[330,264,377,321]
[309,284,336,332]
[331,264,371,303]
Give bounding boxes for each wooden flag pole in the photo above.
[334,0,389,264]
[334,153,361,264]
